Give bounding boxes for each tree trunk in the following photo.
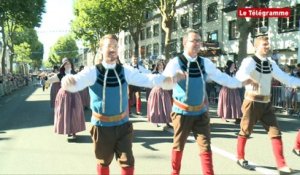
[236,0,259,66]
[1,43,6,75]
[9,54,13,73]
[0,26,6,75]
[237,19,251,66]
[161,15,172,62]
[131,31,140,58]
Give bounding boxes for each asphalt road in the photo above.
[0,84,299,175]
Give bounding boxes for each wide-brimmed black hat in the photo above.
[60,58,70,68]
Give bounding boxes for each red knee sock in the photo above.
[136,98,141,113]
[97,164,109,175]
[237,136,247,160]
[171,149,183,175]
[271,137,287,168]
[200,151,214,175]
[121,167,134,175]
[295,130,300,150]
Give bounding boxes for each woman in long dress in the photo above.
[50,66,61,108]
[217,60,242,124]
[47,58,86,140]
[147,59,172,127]
[78,65,90,109]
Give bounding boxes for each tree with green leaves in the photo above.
[117,0,153,57]
[14,42,31,75]
[72,0,116,63]
[0,0,45,74]
[43,59,54,69]
[72,0,152,62]
[153,0,177,61]
[11,27,44,71]
[48,35,78,65]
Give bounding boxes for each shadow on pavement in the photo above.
[68,135,92,143]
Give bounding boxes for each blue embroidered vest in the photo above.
[89,64,128,126]
[172,55,208,116]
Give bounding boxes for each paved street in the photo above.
[0,84,299,175]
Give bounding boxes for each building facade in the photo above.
[118,0,300,67]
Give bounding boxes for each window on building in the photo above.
[125,50,129,60]
[181,13,189,28]
[153,43,159,56]
[193,3,202,25]
[252,18,269,36]
[229,20,239,40]
[170,39,177,53]
[146,44,152,58]
[207,2,218,22]
[125,35,129,44]
[140,46,145,58]
[146,27,152,39]
[145,11,153,20]
[153,24,159,37]
[207,31,218,42]
[172,17,178,31]
[225,0,237,8]
[278,5,300,33]
[125,35,131,44]
[140,29,145,40]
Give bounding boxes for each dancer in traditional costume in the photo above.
[60,34,183,175]
[217,60,242,124]
[47,58,85,140]
[128,56,151,115]
[50,66,60,108]
[78,65,90,109]
[147,60,172,128]
[162,29,251,175]
[235,36,300,174]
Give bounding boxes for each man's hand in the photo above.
[48,73,56,77]
[172,71,187,84]
[162,71,187,89]
[61,76,76,89]
[242,79,259,90]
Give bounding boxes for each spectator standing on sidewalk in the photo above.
[235,36,300,174]
[217,60,242,124]
[60,34,184,175]
[162,29,252,175]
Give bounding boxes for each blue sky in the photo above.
[36,0,75,61]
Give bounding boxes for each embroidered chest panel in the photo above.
[95,64,125,87]
[178,55,206,78]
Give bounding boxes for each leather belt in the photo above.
[92,112,127,122]
[173,99,205,112]
[245,92,270,102]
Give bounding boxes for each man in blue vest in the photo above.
[60,34,184,175]
[162,29,251,175]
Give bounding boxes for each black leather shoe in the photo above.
[278,166,293,175]
[292,149,300,156]
[236,160,255,170]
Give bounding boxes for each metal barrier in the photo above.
[205,84,300,117]
[271,85,300,117]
